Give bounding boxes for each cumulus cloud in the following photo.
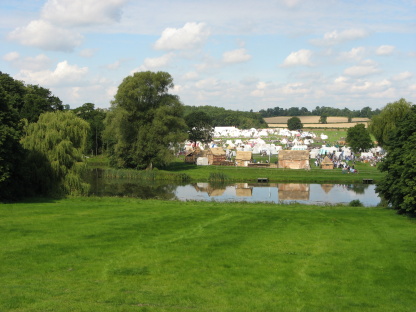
[392,71,413,81]
[133,53,174,72]
[344,59,380,77]
[4,53,52,71]
[3,51,20,61]
[41,0,128,27]
[8,19,83,51]
[338,47,365,61]
[282,49,313,67]
[154,22,210,51]
[222,48,252,64]
[16,60,88,86]
[311,29,368,46]
[376,45,395,56]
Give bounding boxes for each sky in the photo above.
[0,0,415,112]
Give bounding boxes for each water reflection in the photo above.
[85,172,380,206]
[278,183,309,200]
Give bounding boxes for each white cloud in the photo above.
[4,52,52,71]
[250,81,269,97]
[133,53,174,72]
[182,71,199,80]
[279,82,310,95]
[376,45,395,56]
[222,48,251,64]
[107,60,122,70]
[311,29,368,46]
[41,0,128,27]
[16,60,88,86]
[282,0,300,8]
[3,51,20,61]
[344,59,380,77]
[154,22,210,51]
[79,48,97,58]
[8,19,83,51]
[338,47,365,61]
[195,78,221,90]
[392,71,413,81]
[282,49,313,67]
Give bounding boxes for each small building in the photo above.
[278,150,310,169]
[235,151,253,167]
[321,156,334,170]
[207,147,226,165]
[185,150,197,163]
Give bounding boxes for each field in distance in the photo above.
[264,116,370,128]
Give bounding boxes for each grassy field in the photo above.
[162,160,383,183]
[87,155,384,184]
[1,198,415,311]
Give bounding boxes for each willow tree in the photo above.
[21,111,90,196]
[104,71,188,169]
[369,98,412,147]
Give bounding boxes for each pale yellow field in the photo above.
[263,116,370,124]
[269,123,368,128]
[264,116,370,129]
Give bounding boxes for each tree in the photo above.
[0,86,25,200]
[21,84,63,122]
[21,111,90,196]
[369,98,412,147]
[287,116,303,130]
[103,71,188,170]
[185,111,214,145]
[319,114,328,124]
[73,103,106,155]
[346,124,373,153]
[0,72,63,123]
[376,105,416,214]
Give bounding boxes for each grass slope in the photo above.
[1,198,415,311]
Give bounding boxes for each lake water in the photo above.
[87,173,380,206]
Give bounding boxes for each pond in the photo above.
[86,172,380,206]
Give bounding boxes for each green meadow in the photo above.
[1,198,415,311]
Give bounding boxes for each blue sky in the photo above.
[0,0,415,111]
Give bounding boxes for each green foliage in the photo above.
[369,98,412,147]
[376,105,416,214]
[184,105,267,129]
[208,172,230,182]
[21,111,90,196]
[0,87,25,200]
[104,71,188,170]
[319,114,328,124]
[73,103,106,155]
[185,110,214,144]
[0,72,63,123]
[349,199,363,207]
[346,124,373,153]
[287,116,303,130]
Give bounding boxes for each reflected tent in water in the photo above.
[278,183,310,200]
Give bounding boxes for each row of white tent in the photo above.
[213,127,319,139]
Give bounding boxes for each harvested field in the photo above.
[269,122,368,128]
[264,116,370,129]
[264,116,370,124]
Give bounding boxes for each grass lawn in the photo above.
[161,160,384,183]
[1,198,415,311]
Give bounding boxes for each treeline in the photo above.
[184,105,267,129]
[259,106,381,118]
